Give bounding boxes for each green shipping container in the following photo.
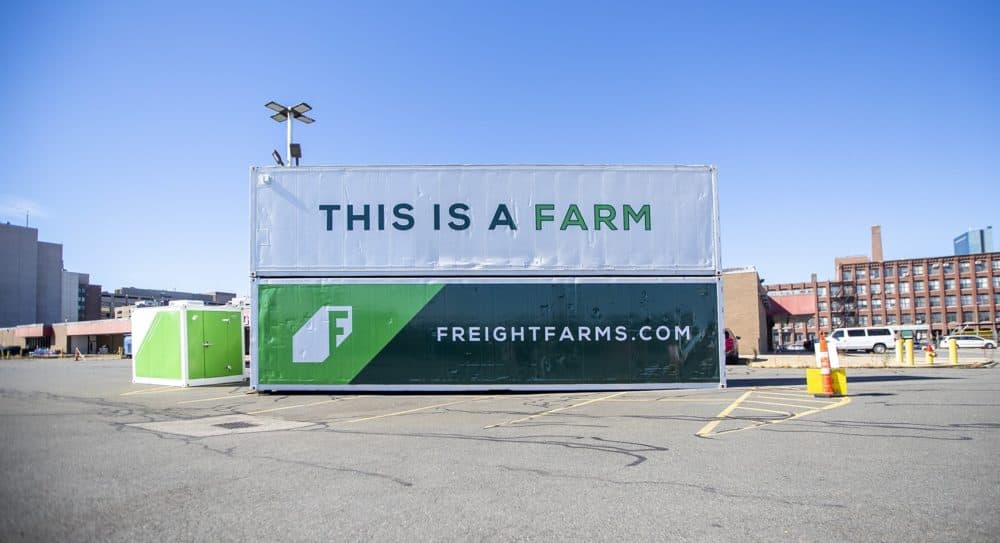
[132,301,245,387]
[253,278,723,391]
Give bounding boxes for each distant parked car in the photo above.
[828,327,895,353]
[938,335,997,349]
[28,347,51,357]
[725,329,741,364]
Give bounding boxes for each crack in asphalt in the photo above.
[496,465,848,509]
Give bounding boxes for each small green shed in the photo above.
[132,301,245,386]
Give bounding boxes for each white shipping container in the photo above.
[251,165,719,277]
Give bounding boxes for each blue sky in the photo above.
[0,1,996,296]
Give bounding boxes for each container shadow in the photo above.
[727,374,959,388]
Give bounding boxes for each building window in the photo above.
[994,277,1000,288]
[960,278,972,289]
[817,286,826,296]
[929,280,940,291]
[831,285,842,296]
[885,283,896,295]
[899,265,909,277]
[915,297,926,308]
[884,265,894,277]
[959,261,970,273]
[961,295,973,306]
[807,317,816,328]
[975,260,986,272]
[858,299,868,308]
[842,270,851,281]
[820,317,829,327]
[914,280,925,292]
[931,312,942,323]
[886,298,896,309]
[915,314,926,324]
[872,299,882,309]
[943,262,954,274]
[913,264,924,276]
[844,285,855,295]
[900,282,910,294]
[945,295,956,307]
[832,316,843,327]
[994,293,1000,305]
[900,298,911,310]
[900,314,912,324]
[870,267,881,279]
[976,277,987,289]
[944,279,955,290]
[947,312,957,323]
[993,259,1000,271]
[858,316,869,325]
[856,268,866,280]
[930,262,941,274]
[886,314,897,325]
[977,294,988,306]
[930,296,941,307]
[818,301,828,311]
[832,301,842,311]
[872,284,882,294]
[858,284,867,295]
[872,315,883,324]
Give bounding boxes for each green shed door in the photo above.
[186,311,206,380]
[191,311,242,379]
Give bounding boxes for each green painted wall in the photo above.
[134,312,182,380]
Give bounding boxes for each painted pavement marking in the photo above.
[483,391,627,429]
[120,386,191,396]
[696,387,851,437]
[177,393,256,404]
[341,398,480,424]
[248,396,359,415]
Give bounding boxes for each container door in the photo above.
[201,312,241,378]
[186,311,206,380]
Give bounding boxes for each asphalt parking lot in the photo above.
[1,358,998,542]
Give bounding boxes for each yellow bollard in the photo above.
[949,338,958,365]
[905,338,914,367]
[895,338,904,365]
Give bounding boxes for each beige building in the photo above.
[722,267,768,357]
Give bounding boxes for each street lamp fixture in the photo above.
[265,101,315,166]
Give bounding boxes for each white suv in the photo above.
[828,327,895,353]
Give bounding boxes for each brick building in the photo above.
[722,267,768,357]
[766,226,1000,350]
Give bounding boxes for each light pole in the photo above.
[265,101,315,166]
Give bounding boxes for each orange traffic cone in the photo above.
[815,331,834,398]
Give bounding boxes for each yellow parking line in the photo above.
[753,394,839,405]
[695,389,753,436]
[711,396,852,437]
[248,397,355,415]
[120,386,189,396]
[484,391,628,429]
[342,399,475,424]
[743,399,826,410]
[606,398,732,403]
[177,394,254,404]
[734,406,791,415]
